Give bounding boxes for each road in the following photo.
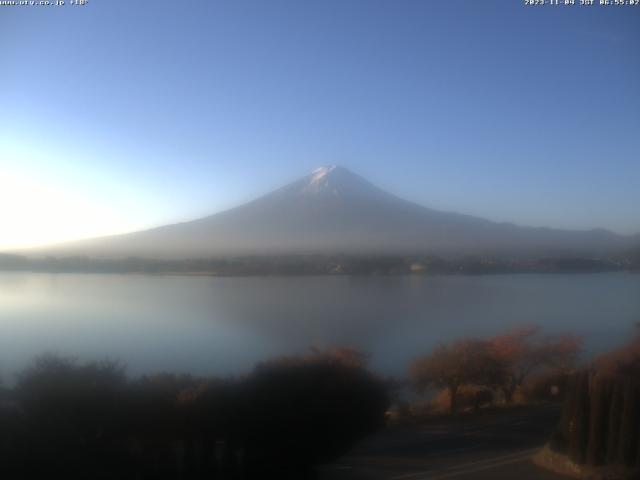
[318,405,566,480]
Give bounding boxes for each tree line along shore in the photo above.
[0,252,638,276]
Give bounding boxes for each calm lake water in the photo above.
[1,272,638,381]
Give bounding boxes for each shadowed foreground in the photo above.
[318,405,565,480]
[0,353,389,479]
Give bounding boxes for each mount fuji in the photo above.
[40,166,636,259]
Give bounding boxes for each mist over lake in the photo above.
[1,272,638,381]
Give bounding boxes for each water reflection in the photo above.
[0,272,638,381]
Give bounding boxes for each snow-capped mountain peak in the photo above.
[296,165,388,200]
[303,165,342,195]
[310,165,338,179]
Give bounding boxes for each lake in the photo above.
[1,272,638,382]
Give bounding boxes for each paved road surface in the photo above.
[319,405,566,480]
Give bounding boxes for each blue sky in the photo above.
[1,0,639,248]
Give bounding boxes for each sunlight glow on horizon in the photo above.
[0,167,142,251]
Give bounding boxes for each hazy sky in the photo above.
[1,0,639,249]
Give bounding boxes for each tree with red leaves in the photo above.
[409,339,508,413]
[489,325,583,403]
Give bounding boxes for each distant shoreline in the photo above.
[0,253,637,277]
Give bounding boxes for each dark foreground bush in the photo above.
[241,358,390,478]
[12,354,127,478]
[1,353,390,479]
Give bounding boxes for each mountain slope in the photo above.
[40,166,636,258]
